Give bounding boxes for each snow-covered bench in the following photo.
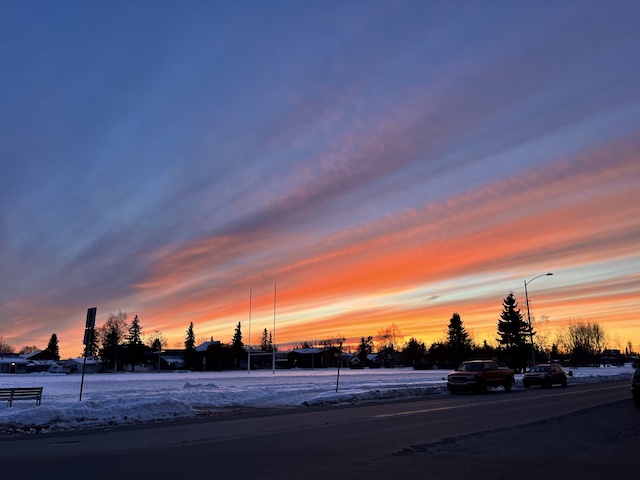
[0,387,43,407]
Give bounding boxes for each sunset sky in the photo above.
[1,1,639,359]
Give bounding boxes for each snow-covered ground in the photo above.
[0,365,634,435]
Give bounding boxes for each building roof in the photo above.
[196,341,220,352]
[290,348,324,354]
[0,356,29,365]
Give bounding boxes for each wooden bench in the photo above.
[0,387,43,407]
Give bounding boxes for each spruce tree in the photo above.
[496,292,528,372]
[231,322,244,368]
[46,333,60,361]
[128,315,143,344]
[260,328,273,352]
[126,315,145,371]
[184,322,197,370]
[446,312,471,364]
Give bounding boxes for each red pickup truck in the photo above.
[447,360,514,393]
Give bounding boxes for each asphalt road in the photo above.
[1,381,638,479]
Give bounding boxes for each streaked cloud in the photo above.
[1,1,639,356]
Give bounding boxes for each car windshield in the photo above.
[457,363,483,372]
[529,366,550,373]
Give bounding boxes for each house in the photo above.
[602,349,625,366]
[20,350,60,373]
[158,355,186,370]
[288,347,341,368]
[26,359,59,373]
[64,357,102,374]
[196,340,221,352]
[21,349,56,361]
[349,353,383,369]
[0,354,28,374]
[48,364,71,374]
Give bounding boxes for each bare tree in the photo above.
[320,335,345,349]
[19,345,40,354]
[376,323,403,352]
[146,330,168,352]
[0,336,15,354]
[556,319,607,367]
[98,310,129,371]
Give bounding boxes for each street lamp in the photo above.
[524,272,553,366]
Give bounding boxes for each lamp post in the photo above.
[524,272,553,366]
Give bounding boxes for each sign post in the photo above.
[336,340,343,393]
[79,307,97,401]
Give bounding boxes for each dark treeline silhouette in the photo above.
[2,292,635,373]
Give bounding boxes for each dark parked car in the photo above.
[632,367,640,408]
[522,363,567,388]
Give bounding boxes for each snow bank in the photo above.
[0,365,633,434]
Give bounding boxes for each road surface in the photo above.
[1,380,638,479]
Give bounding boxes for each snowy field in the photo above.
[0,365,634,435]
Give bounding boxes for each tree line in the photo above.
[0,333,60,360]
[1,291,634,371]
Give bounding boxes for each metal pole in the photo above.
[272,284,276,374]
[524,272,553,367]
[524,279,536,366]
[336,341,343,393]
[247,289,252,374]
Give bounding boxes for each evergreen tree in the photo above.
[45,333,60,361]
[260,328,273,352]
[126,315,145,371]
[401,337,427,369]
[231,322,244,368]
[184,322,197,370]
[128,315,143,344]
[84,327,99,358]
[496,292,528,372]
[446,312,472,365]
[185,322,196,350]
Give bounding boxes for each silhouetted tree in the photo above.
[146,330,167,370]
[446,312,472,365]
[496,292,528,372]
[0,336,15,354]
[401,337,428,369]
[126,315,145,371]
[184,322,197,370]
[260,328,274,352]
[19,345,39,355]
[377,323,402,367]
[356,336,374,365]
[429,341,453,368]
[45,333,60,361]
[99,311,129,371]
[557,320,607,367]
[231,322,244,368]
[84,326,100,358]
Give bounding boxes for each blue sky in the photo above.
[1,1,639,357]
